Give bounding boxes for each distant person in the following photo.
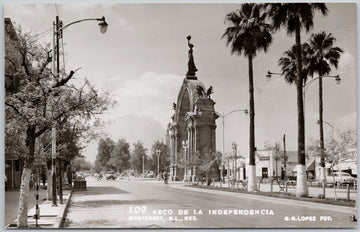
[42,171,46,186]
[163,172,169,187]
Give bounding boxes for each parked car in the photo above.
[326,172,356,186]
[105,171,117,180]
[145,171,154,178]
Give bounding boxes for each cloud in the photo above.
[101,71,183,127]
[335,111,356,130]
[338,51,353,69]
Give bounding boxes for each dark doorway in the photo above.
[262,167,268,179]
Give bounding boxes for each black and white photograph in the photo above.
[2,1,358,229]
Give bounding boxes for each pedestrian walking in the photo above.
[42,171,47,186]
[163,171,169,187]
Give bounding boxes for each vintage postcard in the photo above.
[3,1,358,229]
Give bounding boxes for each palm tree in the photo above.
[266,3,328,197]
[222,3,272,192]
[306,31,343,196]
[278,43,311,84]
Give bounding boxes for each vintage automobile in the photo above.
[105,171,117,180]
[326,172,356,186]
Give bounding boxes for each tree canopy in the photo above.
[107,138,131,173]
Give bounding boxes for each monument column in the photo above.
[174,130,178,180]
[169,133,174,178]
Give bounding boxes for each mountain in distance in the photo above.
[106,114,167,150]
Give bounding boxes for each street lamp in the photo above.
[156,149,161,180]
[266,71,340,105]
[266,71,340,196]
[182,140,189,182]
[218,109,248,183]
[232,143,237,182]
[142,155,145,176]
[317,120,334,137]
[50,15,108,207]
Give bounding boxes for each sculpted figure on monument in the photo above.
[186,35,198,77]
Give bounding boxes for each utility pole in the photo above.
[221,115,225,183]
[55,16,63,205]
[142,156,145,176]
[283,134,287,180]
[156,149,160,180]
[275,143,278,180]
[51,124,57,206]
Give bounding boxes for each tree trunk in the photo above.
[68,163,73,186]
[319,76,326,196]
[58,159,63,204]
[295,26,308,197]
[63,162,70,185]
[17,126,36,227]
[247,54,257,192]
[46,160,52,200]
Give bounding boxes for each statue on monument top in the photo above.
[186,35,198,79]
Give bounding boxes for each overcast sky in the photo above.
[4,2,357,163]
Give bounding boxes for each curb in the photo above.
[58,190,73,228]
[171,184,356,215]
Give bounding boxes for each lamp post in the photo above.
[51,15,108,206]
[232,143,237,182]
[317,120,334,137]
[267,71,340,196]
[266,71,340,132]
[266,71,340,106]
[51,124,57,206]
[142,156,145,176]
[218,109,248,183]
[156,149,161,180]
[182,140,189,182]
[283,134,287,180]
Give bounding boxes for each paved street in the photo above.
[64,177,357,228]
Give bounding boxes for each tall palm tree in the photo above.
[266,3,328,197]
[307,31,343,195]
[222,3,272,192]
[278,43,311,85]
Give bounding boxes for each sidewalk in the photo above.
[6,190,72,228]
[164,181,356,215]
[208,180,357,200]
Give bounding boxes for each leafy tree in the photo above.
[71,157,93,173]
[5,24,110,227]
[223,3,272,191]
[307,128,356,198]
[130,141,148,174]
[107,138,131,173]
[265,3,328,197]
[94,137,115,172]
[150,140,170,176]
[194,149,221,185]
[325,129,357,162]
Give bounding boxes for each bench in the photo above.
[286,180,296,188]
[238,180,248,190]
[277,180,286,192]
[73,180,86,190]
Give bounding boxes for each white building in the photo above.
[254,149,299,180]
